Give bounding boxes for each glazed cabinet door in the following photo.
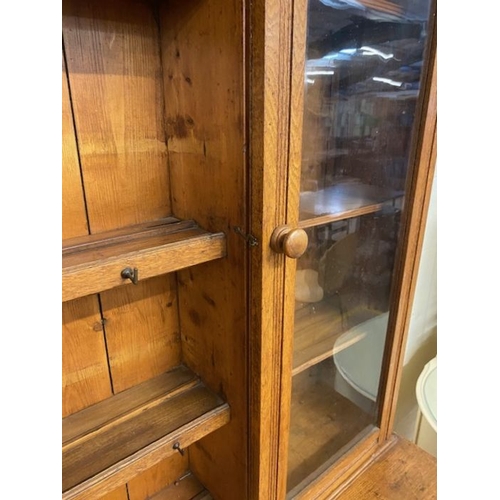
[248,0,436,498]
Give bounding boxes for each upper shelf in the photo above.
[299,179,403,229]
[62,365,229,500]
[62,218,226,302]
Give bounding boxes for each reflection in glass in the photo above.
[287,0,432,493]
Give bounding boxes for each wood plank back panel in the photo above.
[160,1,248,498]
[62,3,184,497]
[62,52,88,240]
[150,473,205,500]
[99,275,182,393]
[127,454,189,500]
[62,296,112,417]
[63,0,170,234]
[100,488,130,500]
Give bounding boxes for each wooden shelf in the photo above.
[293,300,380,376]
[62,365,230,500]
[298,179,403,229]
[62,218,226,302]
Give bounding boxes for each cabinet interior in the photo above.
[62,0,247,498]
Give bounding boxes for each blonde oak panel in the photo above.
[149,473,206,500]
[63,0,170,234]
[127,454,189,500]
[99,275,182,393]
[62,52,88,240]
[160,1,248,498]
[62,296,112,417]
[100,487,129,500]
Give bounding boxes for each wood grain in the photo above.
[100,487,129,500]
[247,0,298,498]
[149,473,206,500]
[377,16,437,441]
[62,51,88,240]
[336,436,437,499]
[63,0,170,234]
[127,454,189,500]
[62,296,112,417]
[62,217,183,253]
[99,275,182,393]
[286,363,373,492]
[63,366,197,446]
[62,225,226,302]
[63,380,230,499]
[160,1,248,498]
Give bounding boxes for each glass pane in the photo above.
[287,0,432,493]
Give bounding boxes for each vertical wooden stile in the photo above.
[160,0,248,497]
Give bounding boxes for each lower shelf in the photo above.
[62,365,229,500]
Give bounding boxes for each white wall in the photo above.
[404,166,437,363]
[393,165,437,441]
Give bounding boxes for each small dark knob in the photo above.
[270,225,308,259]
[121,267,139,285]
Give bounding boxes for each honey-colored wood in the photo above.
[62,0,170,234]
[160,1,248,498]
[98,275,182,393]
[336,436,437,499]
[286,366,374,492]
[270,226,309,259]
[61,0,438,497]
[149,472,207,500]
[100,488,129,500]
[62,296,112,417]
[127,454,189,500]
[62,52,88,240]
[62,217,182,252]
[377,18,437,442]
[62,368,230,500]
[63,366,197,446]
[62,221,226,302]
[272,2,438,498]
[289,431,380,500]
[247,0,297,497]
[275,1,309,497]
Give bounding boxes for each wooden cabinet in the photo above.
[62,0,436,498]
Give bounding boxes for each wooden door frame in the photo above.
[247,0,437,498]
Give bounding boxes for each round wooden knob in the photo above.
[270,225,308,259]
